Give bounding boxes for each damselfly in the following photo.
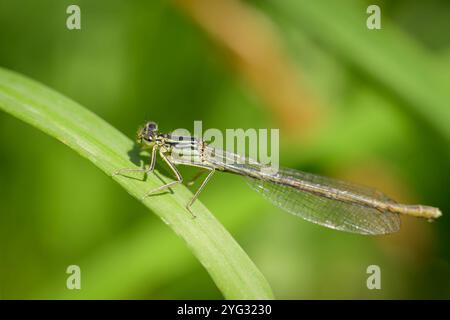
[114,121,442,235]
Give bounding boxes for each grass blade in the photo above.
[0,67,274,300]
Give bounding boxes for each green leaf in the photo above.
[0,67,274,300]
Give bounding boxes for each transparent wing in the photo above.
[275,168,395,202]
[247,168,401,235]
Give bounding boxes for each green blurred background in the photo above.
[0,0,449,299]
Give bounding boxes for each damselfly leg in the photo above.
[186,168,215,214]
[140,149,183,199]
[112,145,158,177]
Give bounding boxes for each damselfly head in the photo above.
[137,121,158,144]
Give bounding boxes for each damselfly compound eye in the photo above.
[137,121,159,144]
[146,121,158,132]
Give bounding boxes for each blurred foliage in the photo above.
[0,0,449,299]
